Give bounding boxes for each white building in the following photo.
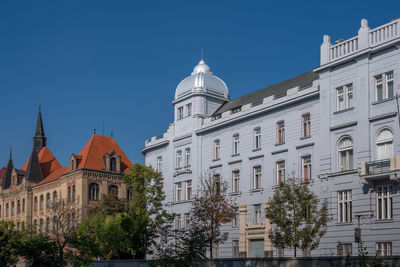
[143,18,400,258]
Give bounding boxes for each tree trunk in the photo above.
[294,246,297,257]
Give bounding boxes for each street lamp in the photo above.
[354,214,373,256]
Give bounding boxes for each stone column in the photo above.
[239,204,247,258]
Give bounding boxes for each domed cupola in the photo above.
[174,60,229,100]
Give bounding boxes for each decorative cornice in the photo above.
[141,140,169,155]
[173,133,193,142]
[330,121,357,131]
[228,159,242,165]
[249,154,264,160]
[296,142,315,150]
[209,164,222,169]
[271,148,288,155]
[173,169,192,177]
[369,112,397,122]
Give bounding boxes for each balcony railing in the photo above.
[364,159,391,176]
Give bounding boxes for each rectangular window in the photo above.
[338,243,352,256]
[253,166,262,189]
[185,148,191,167]
[254,204,262,224]
[186,180,192,200]
[232,240,239,258]
[176,183,182,202]
[377,185,393,220]
[175,215,181,230]
[276,161,286,184]
[34,197,37,212]
[214,140,220,160]
[302,113,311,137]
[232,212,239,227]
[233,134,239,155]
[186,103,192,117]
[214,174,221,194]
[157,157,162,172]
[376,242,392,256]
[336,84,353,111]
[68,187,71,202]
[277,121,285,144]
[375,75,384,101]
[254,127,261,149]
[232,171,240,193]
[386,71,394,99]
[302,155,312,181]
[184,213,190,230]
[177,106,184,120]
[338,190,352,223]
[176,151,182,168]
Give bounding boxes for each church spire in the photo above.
[1,148,14,189]
[33,105,46,153]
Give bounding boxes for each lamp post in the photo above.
[354,214,373,256]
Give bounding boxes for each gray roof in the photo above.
[212,71,319,115]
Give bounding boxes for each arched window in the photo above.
[22,198,25,213]
[127,187,133,201]
[40,195,44,210]
[34,197,38,212]
[53,191,58,204]
[46,217,50,233]
[109,185,118,196]
[89,183,100,200]
[377,129,393,160]
[46,193,51,208]
[339,138,353,171]
[110,157,117,171]
[11,201,15,216]
[72,185,76,201]
[39,218,44,233]
[17,200,20,214]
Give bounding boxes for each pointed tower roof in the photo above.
[21,146,62,177]
[25,147,44,184]
[1,149,14,189]
[33,106,47,153]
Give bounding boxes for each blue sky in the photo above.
[1,0,399,168]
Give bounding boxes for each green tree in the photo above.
[123,164,173,259]
[266,176,328,257]
[190,172,238,259]
[0,221,21,267]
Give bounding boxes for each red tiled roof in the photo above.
[0,167,6,178]
[77,135,133,173]
[21,147,62,177]
[37,166,69,185]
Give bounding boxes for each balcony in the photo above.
[360,156,400,182]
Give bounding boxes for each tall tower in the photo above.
[33,106,46,153]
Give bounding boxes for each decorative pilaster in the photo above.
[239,204,247,258]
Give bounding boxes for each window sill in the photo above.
[184,165,191,168]
[250,188,263,193]
[372,97,395,105]
[231,153,240,157]
[212,158,220,162]
[175,167,183,170]
[230,191,241,196]
[173,199,193,205]
[300,135,311,140]
[333,107,354,115]
[275,142,285,146]
[374,219,394,224]
[252,148,262,152]
[336,222,353,226]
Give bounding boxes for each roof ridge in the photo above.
[80,135,96,169]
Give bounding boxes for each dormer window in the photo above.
[104,151,121,173]
[70,154,81,171]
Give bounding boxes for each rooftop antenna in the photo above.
[110,129,114,138]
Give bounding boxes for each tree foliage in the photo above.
[190,172,238,259]
[266,176,328,257]
[0,221,21,267]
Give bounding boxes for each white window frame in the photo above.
[276,161,285,184]
[301,155,312,181]
[376,242,392,256]
[386,71,394,99]
[185,148,191,167]
[277,121,285,144]
[157,156,162,172]
[176,150,182,169]
[232,212,239,227]
[186,103,192,117]
[176,182,182,202]
[254,204,262,224]
[253,166,262,190]
[177,106,184,120]
[214,140,220,160]
[375,71,394,101]
[253,127,261,150]
[175,214,181,230]
[339,137,353,171]
[232,170,240,193]
[338,190,352,223]
[184,213,190,230]
[338,243,352,256]
[302,113,311,137]
[376,129,393,160]
[232,134,240,155]
[186,180,192,200]
[336,83,353,111]
[376,185,392,220]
